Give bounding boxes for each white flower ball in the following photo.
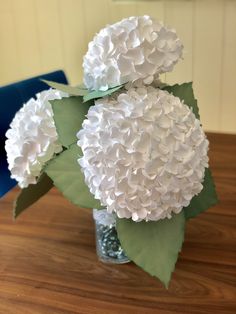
[83,15,183,91]
[77,86,209,222]
[5,89,68,188]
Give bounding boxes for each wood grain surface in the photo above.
[0,132,235,314]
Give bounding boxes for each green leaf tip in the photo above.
[83,85,124,102]
[13,173,53,219]
[116,212,185,288]
[41,79,88,96]
[45,143,102,209]
[50,96,92,148]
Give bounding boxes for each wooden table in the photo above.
[0,133,235,314]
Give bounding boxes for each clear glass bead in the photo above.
[93,209,130,264]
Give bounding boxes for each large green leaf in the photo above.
[184,168,218,219]
[42,79,88,96]
[14,173,53,219]
[45,143,102,209]
[50,96,92,148]
[83,85,123,102]
[116,212,185,288]
[163,82,200,119]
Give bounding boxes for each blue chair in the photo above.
[0,70,68,198]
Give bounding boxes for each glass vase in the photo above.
[93,208,130,264]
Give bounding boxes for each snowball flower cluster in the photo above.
[5,89,68,188]
[83,15,183,91]
[77,86,209,222]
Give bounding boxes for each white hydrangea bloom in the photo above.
[77,86,209,222]
[5,89,68,188]
[83,15,183,91]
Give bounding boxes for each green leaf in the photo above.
[116,212,185,288]
[50,96,92,148]
[45,143,102,209]
[14,173,53,219]
[83,85,123,102]
[163,82,200,119]
[184,168,218,219]
[42,79,88,96]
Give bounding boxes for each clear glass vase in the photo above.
[93,208,130,264]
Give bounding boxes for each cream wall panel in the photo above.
[193,0,224,132]
[220,0,236,133]
[34,0,64,74]
[0,0,235,133]
[0,2,20,84]
[136,0,165,20]
[110,1,137,22]
[83,0,110,43]
[165,0,193,84]
[11,0,41,79]
[58,0,86,84]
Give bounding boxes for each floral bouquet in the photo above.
[5,16,218,288]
